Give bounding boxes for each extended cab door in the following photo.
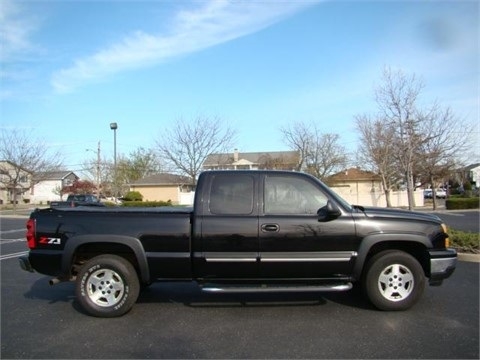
[193,173,259,279]
[258,173,357,280]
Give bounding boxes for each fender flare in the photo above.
[353,233,431,280]
[61,234,150,284]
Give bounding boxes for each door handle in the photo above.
[261,224,280,232]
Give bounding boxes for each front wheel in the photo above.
[363,250,425,311]
[75,255,140,317]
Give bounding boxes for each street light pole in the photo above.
[110,122,118,197]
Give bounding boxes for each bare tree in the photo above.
[358,67,472,210]
[0,128,64,212]
[355,114,399,207]
[307,132,348,180]
[417,105,472,209]
[374,67,425,210]
[156,115,236,185]
[82,157,114,196]
[281,120,347,180]
[280,121,311,171]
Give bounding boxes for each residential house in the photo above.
[464,163,480,188]
[129,173,194,205]
[450,163,480,190]
[327,167,424,207]
[203,149,300,171]
[0,160,32,205]
[30,171,79,204]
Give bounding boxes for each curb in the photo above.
[457,253,480,263]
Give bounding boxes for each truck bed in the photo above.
[29,206,194,280]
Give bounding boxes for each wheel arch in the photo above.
[353,233,431,281]
[62,235,150,284]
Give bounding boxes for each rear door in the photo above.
[258,173,357,279]
[193,173,259,279]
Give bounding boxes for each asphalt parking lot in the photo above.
[1,260,478,359]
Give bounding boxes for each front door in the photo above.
[259,174,357,280]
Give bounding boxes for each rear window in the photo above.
[209,174,254,215]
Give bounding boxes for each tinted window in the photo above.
[209,174,254,215]
[264,175,328,215]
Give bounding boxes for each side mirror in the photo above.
[317,200,341,221]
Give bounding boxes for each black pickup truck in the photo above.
[20,170,457,317]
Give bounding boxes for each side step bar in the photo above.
[201,283,352,293]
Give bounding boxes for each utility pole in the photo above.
[96,141,101,193]
[86,142,102,194]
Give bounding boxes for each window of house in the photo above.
[264,175,328,215]
[209,174,254,215]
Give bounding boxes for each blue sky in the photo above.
[1,0,478,174]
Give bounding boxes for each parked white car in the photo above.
[435,188,447,199]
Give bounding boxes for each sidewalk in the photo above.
[0,203,50,216]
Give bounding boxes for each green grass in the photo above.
[449,228,480,254]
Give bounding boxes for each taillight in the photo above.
[26,218,36,249]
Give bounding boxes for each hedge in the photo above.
[121,200,172,207]
[446,197,479,210]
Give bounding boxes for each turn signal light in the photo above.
[441,223,450,248]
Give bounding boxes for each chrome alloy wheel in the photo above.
[377,264,414,302]
[86,269,125,307]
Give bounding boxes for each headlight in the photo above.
[441,223,450,248]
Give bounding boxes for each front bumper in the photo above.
[428,248,457,286]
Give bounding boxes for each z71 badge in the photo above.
[39,237,61,245]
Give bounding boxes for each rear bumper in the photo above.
[19,255,34,272]
[18,250,63,277]
[428,248,457,286]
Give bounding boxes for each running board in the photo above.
[201,283,352,293]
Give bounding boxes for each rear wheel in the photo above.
[363,250,425,311]
[75,255,140,317]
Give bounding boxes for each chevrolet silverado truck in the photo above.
[50,194,105,208]
[19,170,457,317]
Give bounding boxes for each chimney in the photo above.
[234,148,239,162]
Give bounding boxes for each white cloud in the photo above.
[51,0,320,93]
[0,0,44,100]
[0,0,39,62]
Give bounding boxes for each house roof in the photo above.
[465,163,480,171]
[130,173,191,186]
[203,151,298,166]
[328,168,381,182]
[35,171,78,180]
[0,160,31,173]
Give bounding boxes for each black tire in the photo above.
[363,250,425,311]
[75,255,140,317]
